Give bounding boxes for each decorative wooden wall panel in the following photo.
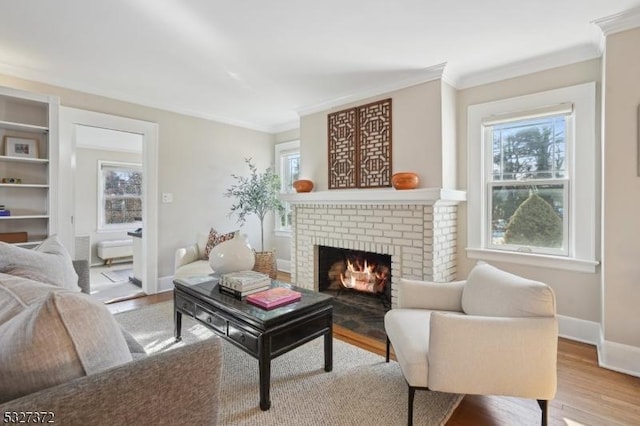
[358,99,392,188]
[327,98,392,189]
[328,108,357,189]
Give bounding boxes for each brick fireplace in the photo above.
[282,188,466,307]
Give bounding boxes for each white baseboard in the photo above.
[277,258,291,273]
[558,315,640,378]
[598,339,640,378]
[157,275,174,293]
[557,314,601,345]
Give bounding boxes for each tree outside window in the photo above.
[487,115,568,254]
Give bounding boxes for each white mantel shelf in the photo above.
[280,187,466,205]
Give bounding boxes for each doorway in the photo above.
[58,107,159,296]
[75,126,144,302]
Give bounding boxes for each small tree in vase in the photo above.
[224,158,284,278]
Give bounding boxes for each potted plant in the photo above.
[225,158,285,278]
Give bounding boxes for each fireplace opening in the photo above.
[317,245,390,341]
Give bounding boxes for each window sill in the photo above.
[466,248,599,273]
[275,229,292,238]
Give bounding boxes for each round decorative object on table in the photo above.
[391,172,419,190]
[209,232,255,274]
[293,179,314,193]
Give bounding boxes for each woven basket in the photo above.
[253,250,277,279]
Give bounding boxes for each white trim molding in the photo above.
[295,63,447,117]
[598,339,640,378]
[280,187,466,206]
[466,82,599,273]
[593,6,640,36]
[557,315,602,345]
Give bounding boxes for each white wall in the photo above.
[602,27,640,350]
[300,79,446,190]
[0,73,275,279]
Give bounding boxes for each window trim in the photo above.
[275,140,300,236]
[97,160,143,232]
[466,82,599,273]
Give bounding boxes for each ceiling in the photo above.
[1,1,639,133]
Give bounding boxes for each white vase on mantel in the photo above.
[208,231,255,274]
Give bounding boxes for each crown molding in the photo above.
[295,63,447,117]
[455,44,601,90]
[593,7,640,36]
[267,119,300,134]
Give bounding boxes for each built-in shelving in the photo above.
[0,120,48,133]
[0,86,58,246]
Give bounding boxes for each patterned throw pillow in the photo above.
[202,228,236,260]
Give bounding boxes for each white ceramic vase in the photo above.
[208,232,255,274]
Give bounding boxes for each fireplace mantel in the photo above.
[280,187,466,205]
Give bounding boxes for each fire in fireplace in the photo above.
[318,245,391,302]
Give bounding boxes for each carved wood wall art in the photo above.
[328,108,358,189]
[328,98,392,189]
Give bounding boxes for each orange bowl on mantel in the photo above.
[293,179,314,193]
[391,172,419,190]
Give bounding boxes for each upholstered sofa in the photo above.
[0,238,223,425]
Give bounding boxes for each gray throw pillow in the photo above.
[0,235,79,291]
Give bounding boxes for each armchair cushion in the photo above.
[462,262,555,317]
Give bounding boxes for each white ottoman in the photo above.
[97,239,134,265]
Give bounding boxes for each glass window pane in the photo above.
[491,184,565,249]
[492,116,565,181]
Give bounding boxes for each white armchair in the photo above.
[173,233,213,279]
[384,262,558,426]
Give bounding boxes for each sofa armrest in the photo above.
[428,312,558,399]
[0,338,223,425]
[175,243,200,271]
[72,259,90,294]
[397,278,465,311]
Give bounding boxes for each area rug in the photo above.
[101,268,134,283]
[115,302,463,426]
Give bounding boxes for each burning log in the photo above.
[340,259,388,294]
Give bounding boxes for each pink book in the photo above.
[246,287,302,310]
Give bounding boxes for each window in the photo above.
[487,108,570,255]
[275,140,300,233]
[467,83,598,272]
[98,161,142,231]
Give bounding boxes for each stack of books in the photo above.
[218,270,271,298]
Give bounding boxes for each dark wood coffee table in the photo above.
[173,276,333,410]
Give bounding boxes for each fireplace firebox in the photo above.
[317,245,391,307]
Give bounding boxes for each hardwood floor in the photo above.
[108,273,640,426]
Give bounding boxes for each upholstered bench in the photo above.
[97,239,133,265]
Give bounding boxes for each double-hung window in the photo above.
[467,83,598,272]
[98,161,143,231]
[486,106,571,255]
[275,140,300,233]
